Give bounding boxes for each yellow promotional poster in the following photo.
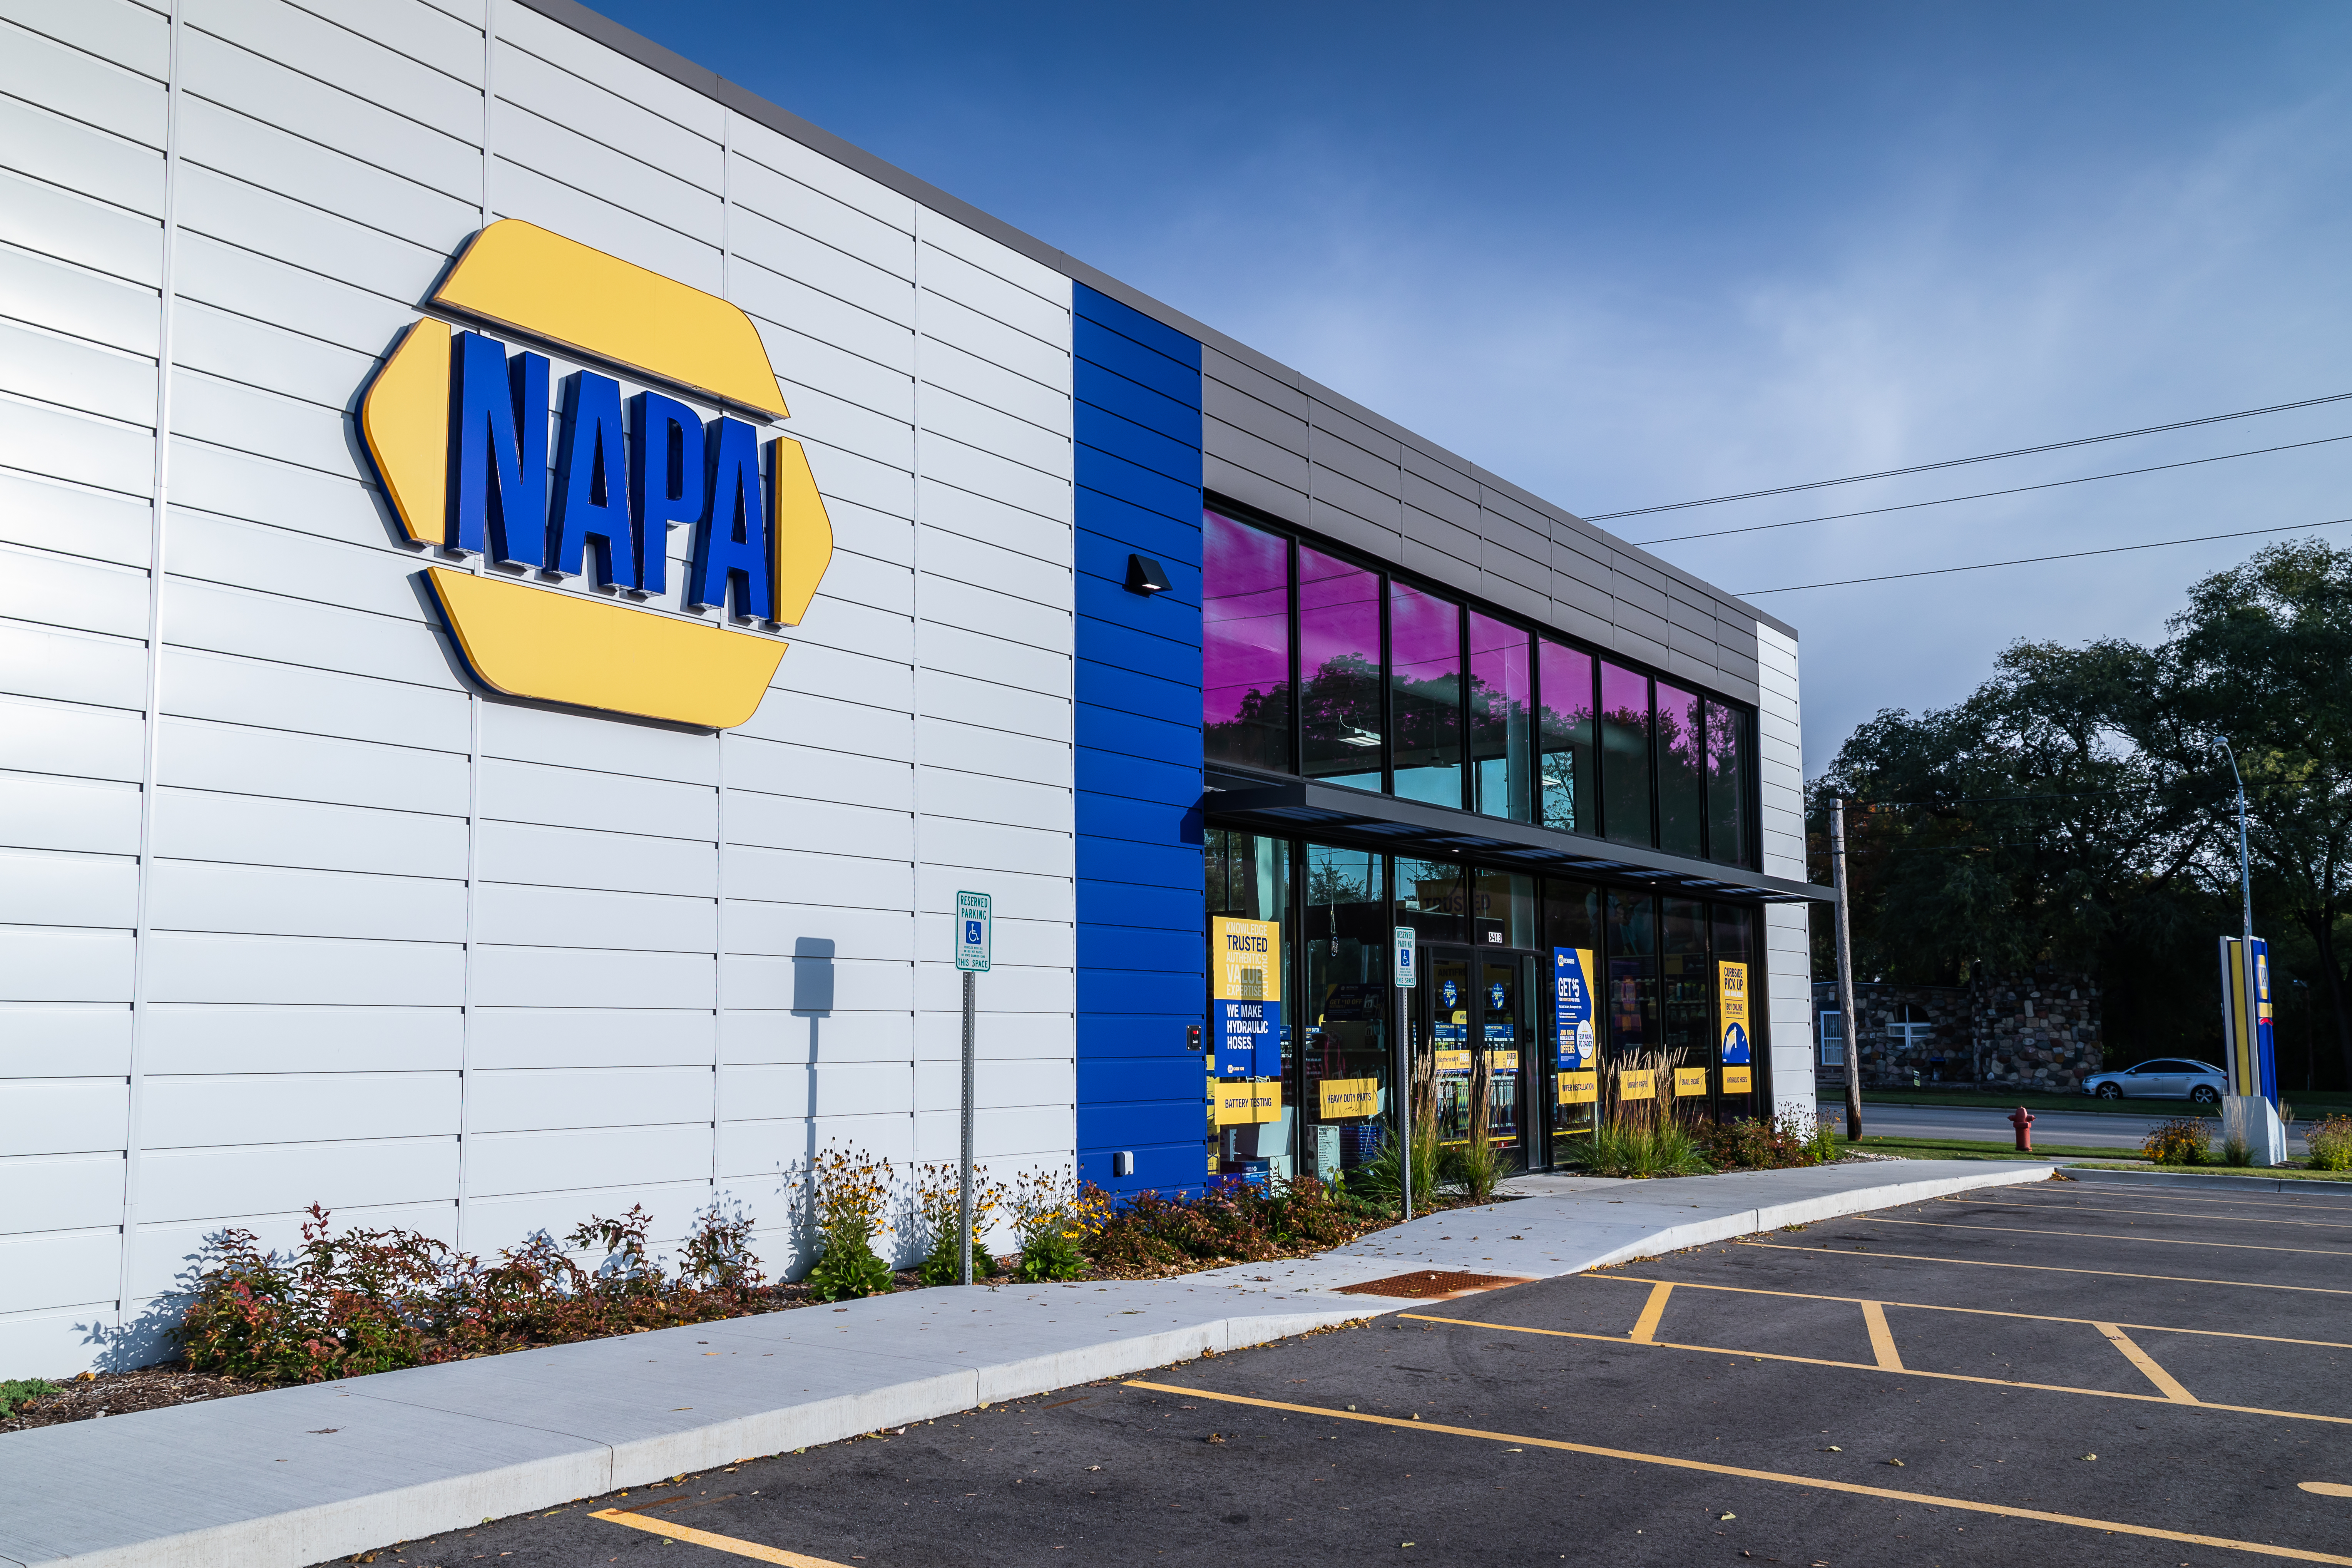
[1435,1049,1472,1075]
[1674,1067,1708,1098]
[1722,1066,1753,1093]
[1557,1070,1598,1104]
[1491,1051,1520,1071]
[1214,1079,1282,1125]
[1211,917,1282,1078]
[1618,1068,1656,1101]
[1318,1078,1378,1118]
[1717,961,1752,1066]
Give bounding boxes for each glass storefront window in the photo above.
[1393,857,1464,942]
[1204,829,1292,1186]
[1389,581,1463,807]
[1706,701,1750,867]
[1298,546,1383,791]
[1604,889,1657,1058]
[1301,845,1389,1185]
[1472,867,1537,948]
[1537,640,1596,837]
[1660,897,1711,1106]
[1202,511,1291,773]
[1599,662,1653,847]
[1467,612,1532,822]
[1656,682,1704,858]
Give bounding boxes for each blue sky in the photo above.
[602,0,2352,773]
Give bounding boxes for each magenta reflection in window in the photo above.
[1203,511,1291,773]
[1298,545,1382,789]
[1390,582,1462,807]
[1599,661,1652,847]
[1537,640,1595,836]
[1656,681,1703,858]
[1706,701,1750,865]
[1467,611,1531,822]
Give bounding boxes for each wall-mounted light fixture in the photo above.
[1126,553,1170,595]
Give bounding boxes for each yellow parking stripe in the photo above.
[2096,1322,2199,1403]
[1941,1196,2352,1232]
[1592,1270,2352,1349]
[1859,1300,1904,1371]
[1628,1280,1674,1343]
[1739,1239,2352,1295]
[1397,1313,2352,1428]
[593,1508,851,1566]
[1122,1380,2352,1565]
[1866,1217,2352,1258]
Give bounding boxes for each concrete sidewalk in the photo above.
[0,1159,2047,1568]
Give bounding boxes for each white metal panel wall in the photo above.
[1755,622,1815,1120]
[0,0,1076,1376]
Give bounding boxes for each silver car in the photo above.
[2083,1058,2228,1104]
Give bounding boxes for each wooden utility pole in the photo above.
[1831,796,1864,1142]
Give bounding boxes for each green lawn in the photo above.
[2063,1161,2352,1182]
[1847,1135,2142,1163]
[1826,1088,2352,1118]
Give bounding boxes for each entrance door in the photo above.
[1415,946,1530,1172]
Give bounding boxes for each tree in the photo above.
[2155,540,2352,1086]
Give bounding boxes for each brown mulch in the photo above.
[0,1366,266,1432]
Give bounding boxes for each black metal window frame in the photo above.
[1206,493,1762,872]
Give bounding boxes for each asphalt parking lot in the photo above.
[333,1177,2352,1568]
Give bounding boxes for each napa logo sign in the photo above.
[359,220,833,729]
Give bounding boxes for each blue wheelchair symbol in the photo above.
[964,920,983,945]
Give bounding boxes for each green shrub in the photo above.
[2307,1114,2352,1172]
[1440,1136,1509,1205]
[1352,1129,1449,1207]
[1584,1113,1713,1178]
[916,1230,995,1287]
[1699,1110,1829,1171]
[2143,1116,2209,1166]
[1078,1174,1377,1273]
[799,1146,897,1302]
[1014,1229,1083,1282]
[0,1378,59,1419]
[179,1202,771,1385]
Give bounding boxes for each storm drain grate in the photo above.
[1332,1270,1529,1298]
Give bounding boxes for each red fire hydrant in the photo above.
[2007,1106,2035,1153]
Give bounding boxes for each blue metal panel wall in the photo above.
[1072,284,1205,1197]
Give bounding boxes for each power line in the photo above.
[1740,515,2352,596]
[1633,432,2352,547]
[1586,391,2352,521]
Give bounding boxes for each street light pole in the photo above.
[1830,797,1864,1142]
[2209,735,2254,954]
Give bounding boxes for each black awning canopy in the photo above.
[1203,775,1832,905]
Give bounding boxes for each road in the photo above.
[1825,1098,2311,1154]
[332,1179,2352,1568]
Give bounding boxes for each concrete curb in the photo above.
[2059,1165,2352,1197]
[0,1162,2049,1568]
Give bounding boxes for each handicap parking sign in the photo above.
[955,892,991,972]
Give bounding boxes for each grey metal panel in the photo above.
[1477,510,1551,577]
[1664,594,1715,637]
[1658,646,1717,691]
[1202,346,1307,419]
[1612,597,1669,647]
[1548,571,1614,623]
[0,244,159,360]
[1308,425,1401,504]
[0,166,164,288]
[1399,502,1477,573]
[1609,625,1670,668]
[1307,460,1402,532]
[1400,443,1478,506]
[1715,671,1762,708]
[1303,497,1401,565]
[1401,467,1478,532]
[1203,452,1306,526]
[287,0,485,84]
[1303,393,1401,464]
[1612,572,1670,624]
[0,14,168,149]
[1477,534,1547,597]
[0,0,172,83]
[1397,535,1484,605]
[192,0,483,137]
[1202,415,1310,498]
[1477,571,1546,624]
[1201,374,1306,459]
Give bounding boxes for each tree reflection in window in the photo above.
[1656,681,1704,858]
[1298,546,1383,790]
[1203,512,1290,772]
[1538,640,1595,835]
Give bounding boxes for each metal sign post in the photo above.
[1393,925,1417,1223]
[1830,798,1863,1142]
[954,892,992,1285]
